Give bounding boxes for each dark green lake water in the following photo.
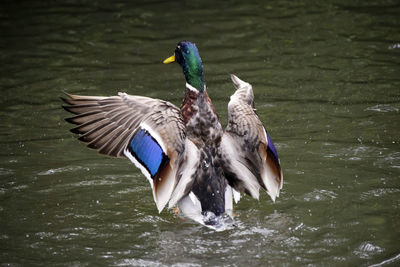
[1,0,400,266]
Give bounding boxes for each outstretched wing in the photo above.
[62,93,187,212]
[220,75,283,202]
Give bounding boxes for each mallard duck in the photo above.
[62,41,283,230]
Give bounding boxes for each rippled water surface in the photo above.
[1,0,400,266]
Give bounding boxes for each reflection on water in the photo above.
[1,0,399,265]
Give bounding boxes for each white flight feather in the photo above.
[125,145,176,212]
[225,185,233,218]
[221,134,260,199]
[168,139,199,208]
[124,147,156,200]
[123,124,174,213]
[232,188,241,203]
[178,193,203,225]
[189,192,198,206]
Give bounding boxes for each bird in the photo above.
[62,41,283,230]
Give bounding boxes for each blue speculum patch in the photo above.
[266,131,280,163]
[128,128,168,178]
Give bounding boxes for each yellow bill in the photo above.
[163,55,175,64]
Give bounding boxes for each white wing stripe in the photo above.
[140,122,167,153]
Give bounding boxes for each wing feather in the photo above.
[220,75,283,202]
[62,92,187,212]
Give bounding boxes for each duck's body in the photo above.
[178,83,227,225]
[63,41,282,230]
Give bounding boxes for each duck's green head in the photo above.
[163,41,205,91]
